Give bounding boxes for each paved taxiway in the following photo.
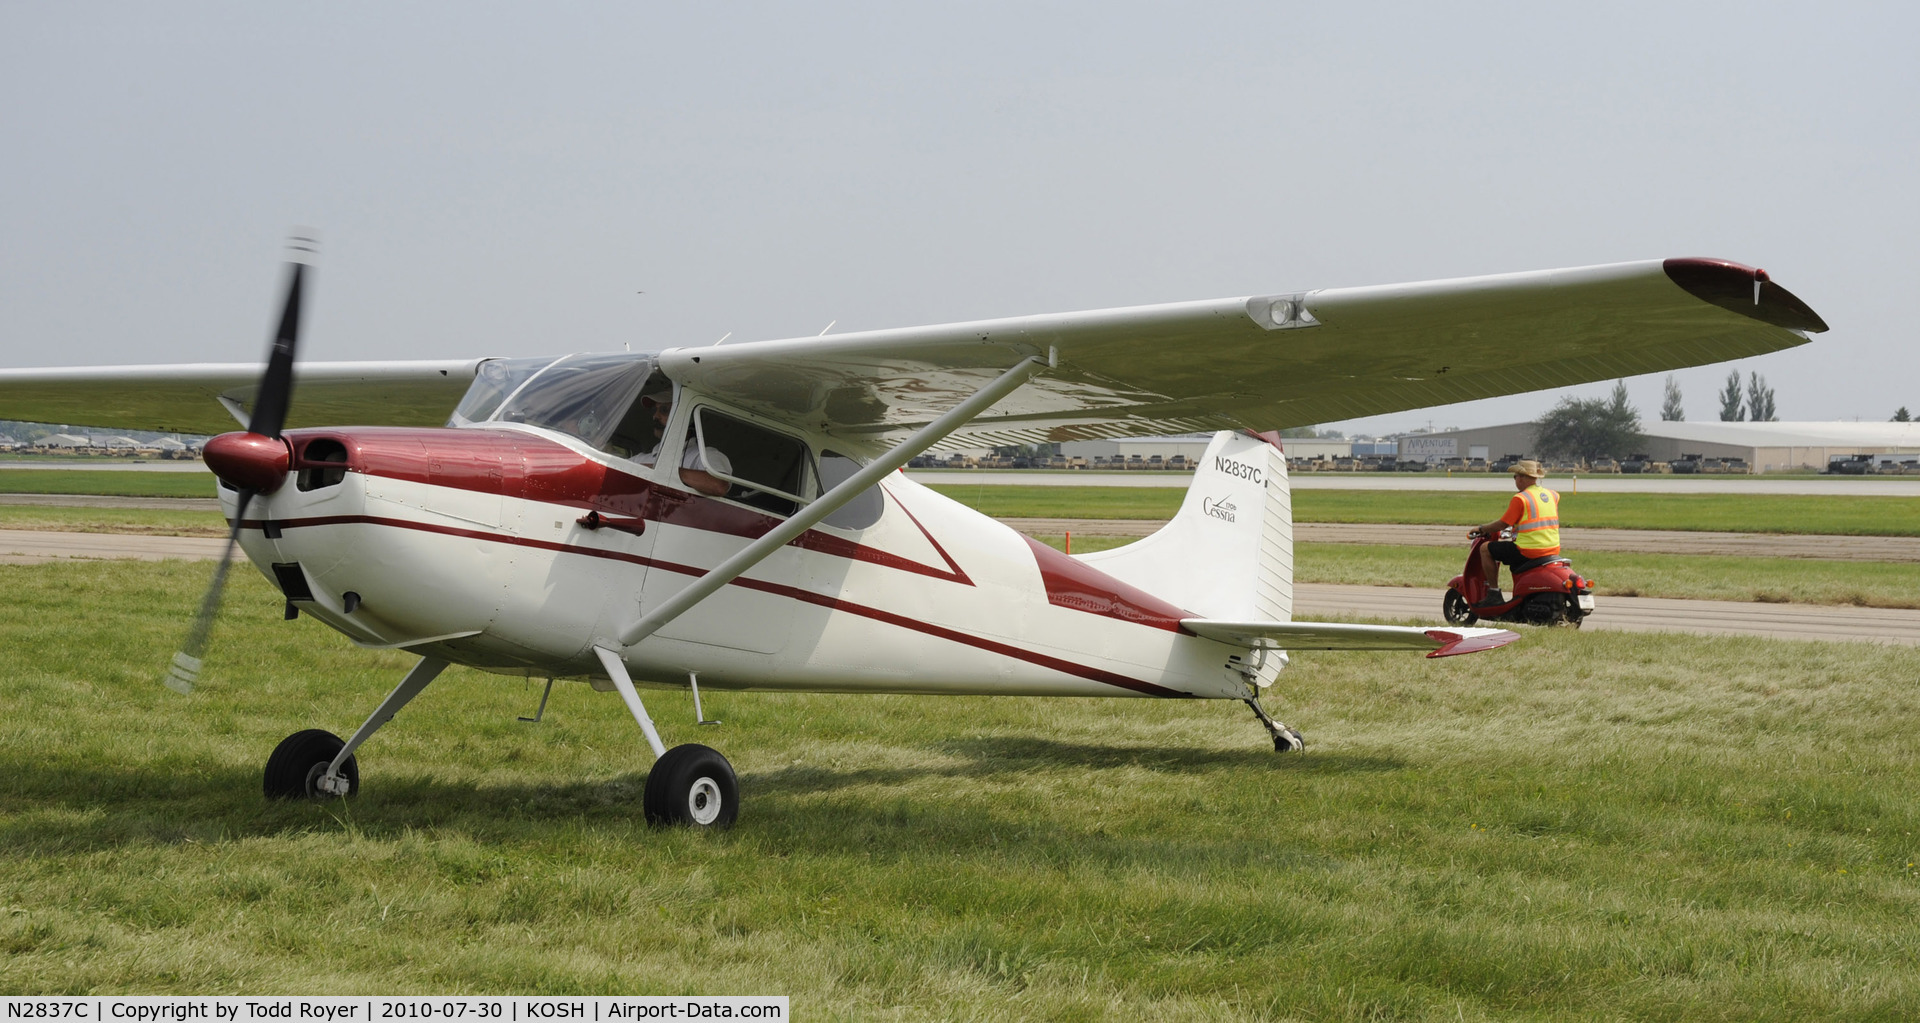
[1294,583,1919,647]
[0,461,209,472]
[6,528,1913,646]
[1004,519,1920,563]
[1,528,230,564]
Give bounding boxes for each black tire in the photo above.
[643,743,738,829]
[264,729,358,800]
[1442,588,1478,626]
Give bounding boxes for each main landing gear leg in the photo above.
[1245,694,1304,753]
[265,656,449,799]
[594,647,738,829]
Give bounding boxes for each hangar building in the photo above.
[1396,421,1920,473]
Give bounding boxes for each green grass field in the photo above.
[4,562,1918,1017]
[931,486,1920,536]
[6,471,1915,536]
[0,468,216,498]
[6,494,1913,609]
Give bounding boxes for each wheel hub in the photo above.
[304,762,349,798]
[687,776,723,825]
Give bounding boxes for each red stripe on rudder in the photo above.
[1022,536,1189,632]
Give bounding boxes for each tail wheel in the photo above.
[644,743,738,829]
[1442,588,1477,625]
[264,728,357,800]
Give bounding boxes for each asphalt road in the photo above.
[1004,519,1920,563]
[0,493,222,510]
[1,528,230,564]
[1294,583,1919,647]
[0,461,209,472]
[6,528,1914,646]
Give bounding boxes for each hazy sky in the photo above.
[3,3,1914,434]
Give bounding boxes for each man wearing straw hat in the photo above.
[1466,458,1562,608]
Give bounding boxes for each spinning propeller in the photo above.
[164,242,313,693]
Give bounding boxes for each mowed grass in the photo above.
[1023,537,1920,608]
[929,485,1920,536]
[5,562,1920,1018]
[6,473,1913,535]
[0,505,228,536]
[0,468,215,498]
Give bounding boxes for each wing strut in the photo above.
[614,353,1048,649]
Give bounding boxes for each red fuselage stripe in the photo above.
[245,514,1190,698]
[281,426,972,584]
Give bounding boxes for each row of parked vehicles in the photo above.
[911,450,1920,475]
[1825,454,1920,475]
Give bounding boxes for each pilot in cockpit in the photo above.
[632,384,733,498]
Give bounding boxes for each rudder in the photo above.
[1075,430,1293,623]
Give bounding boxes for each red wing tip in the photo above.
[1661,257,1828,333]
[1424,628,1520,658]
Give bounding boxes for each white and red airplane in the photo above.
[0,252,1826,827]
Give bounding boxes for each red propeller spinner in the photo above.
[203,431,292,493]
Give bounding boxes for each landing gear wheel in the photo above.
[644,743,738,829]
[264,729,357,800]
[1273,728,1305,753]
[1442,588,1478,625]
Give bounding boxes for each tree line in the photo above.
[1533,372,1911,463]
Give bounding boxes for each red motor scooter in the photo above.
[1443,528,1595,628]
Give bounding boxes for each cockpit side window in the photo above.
[604,371,675,461]
[691,407,812,516]
[449,356,559,426]
[817,451,883,530]
[492,353,655,450]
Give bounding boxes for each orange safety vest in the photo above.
[1513,484,1561,552]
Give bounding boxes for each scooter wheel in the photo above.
[1442,588,1477,626]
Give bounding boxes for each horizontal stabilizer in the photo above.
[1183,619,1518,658]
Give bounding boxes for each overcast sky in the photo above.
[3,2,1914,434]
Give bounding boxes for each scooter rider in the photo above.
[1467,459,1561,607]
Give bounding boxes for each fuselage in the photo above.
[223,420,1252,701]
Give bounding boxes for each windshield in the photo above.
[491,353,656,450]
[449,356,560,425]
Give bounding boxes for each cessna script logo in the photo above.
[1204,455,1264,524]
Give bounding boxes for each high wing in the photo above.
[0,257,1822,440]
[0,359,483,435]
[659,257,1824,449]
[1182,619,1519,658]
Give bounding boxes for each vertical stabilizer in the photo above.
[1075,431,1293,624]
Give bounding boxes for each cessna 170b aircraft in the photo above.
[0,250,1826,828]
